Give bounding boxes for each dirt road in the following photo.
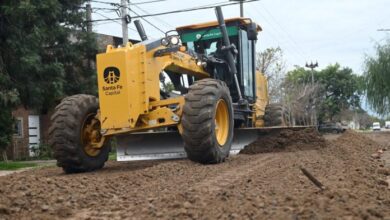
[1,130,390,219]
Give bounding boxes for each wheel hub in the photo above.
[215,99,229,146]
[82,113,105,157]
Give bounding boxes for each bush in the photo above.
[29,143,52,160]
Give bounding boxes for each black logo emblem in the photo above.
[103,67,120,84]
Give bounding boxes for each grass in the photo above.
[0,161,38,171]
[109,152,116,161]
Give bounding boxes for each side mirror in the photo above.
[247,22,258,40]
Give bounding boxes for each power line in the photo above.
[132,4,174,29]
[130,2,229,36]
[258,2,307,58]
[250,6,306,60]
[75,4,119,13]
[129,9,165,34]
[94,10,158,39]
[129,0,259,19]
[93,11,138,33]
[93,11,121,24]
[91,7,118,10]
[90,0,167,6]
[131,0,232,29]
[312,14,390,52]
[247,9,304,61]
[93,20,118,26]
[88,0,259,22]
[184,1,234,8]
[130,0,167,5]
[92,7,119,12]
[247,7,306,61]
[90,0,120,7]
[89,17,121,22]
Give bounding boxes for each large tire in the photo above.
[49,94,109,173]
[182,79,234,164]
[264,103,290,127]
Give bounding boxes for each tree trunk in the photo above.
[2,150,8,163]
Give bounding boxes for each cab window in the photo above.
[239,30,254,99]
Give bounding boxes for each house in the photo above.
[96,33,139,52]
[9,106,52,159]
[8,33,139,160]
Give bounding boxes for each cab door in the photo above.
[239,30,256,102]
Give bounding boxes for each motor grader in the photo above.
[49,7,291,173]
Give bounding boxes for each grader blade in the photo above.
[116,126,310,161]
[116,131,185,161]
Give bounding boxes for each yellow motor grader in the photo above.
[49,7,292,173]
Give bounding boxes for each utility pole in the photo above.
[86,2,93,68]
[305,61,319,127]
[230,0,246,17]
[121,0,129,45]
[305,61,318,85]
[240,0,244,17]
[86,3,92,33]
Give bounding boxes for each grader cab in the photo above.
[49,7,291,173]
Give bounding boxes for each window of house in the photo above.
[14,118,23,138]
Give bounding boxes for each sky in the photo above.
[92,0,390,73]
[91,0,390,116]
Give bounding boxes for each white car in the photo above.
[385,121,390,129]
[373,122,381,131]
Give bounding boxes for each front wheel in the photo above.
[49,94,109,173]
[181,79,234,164]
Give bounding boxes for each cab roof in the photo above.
[176,17,262,32]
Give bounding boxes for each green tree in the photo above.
[0,55,19,161]
[317,64,363,121]
[163,82,175,93]
[285,64,363,122]
[0,0,97,112]
[284,66,312,84]
[364,39,390,116]
[0,1,96,159]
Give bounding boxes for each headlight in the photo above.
[170,36,179,45]
[161,38,169,46]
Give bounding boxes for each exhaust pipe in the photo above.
[215,6,243,100]
[134,20,148,41]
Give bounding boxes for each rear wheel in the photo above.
[264,103,290,127]
[49,94,109,173]
[182,79,234,164]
